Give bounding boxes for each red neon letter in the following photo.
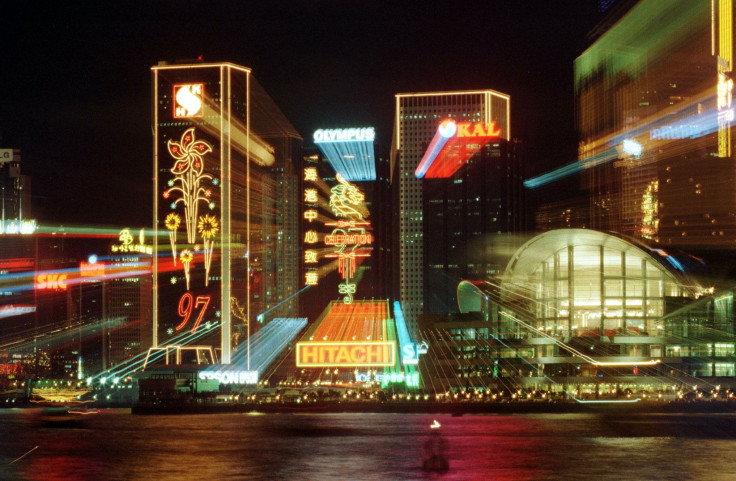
[175,293,193,331]
[190,296,211,333]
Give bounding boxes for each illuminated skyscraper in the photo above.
[391,91,510,335]
[531,0,736,258]
[152,61,301,366]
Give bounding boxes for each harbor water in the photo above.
[1,410,736,480]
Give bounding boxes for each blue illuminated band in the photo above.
[313,127,376,181]
[414,120,456,179]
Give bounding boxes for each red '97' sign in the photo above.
[175,293,211,334]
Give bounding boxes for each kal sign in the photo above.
[296,342,395,367]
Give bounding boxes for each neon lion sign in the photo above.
[324,174,372,303]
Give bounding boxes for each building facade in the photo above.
[391,90,511,335]
[151,61,301,367]
[421,229,736,397]
[423,138,524,315]
[533,0,736,258]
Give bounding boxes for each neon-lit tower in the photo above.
[152,61,301,366]
[391,90,510,335]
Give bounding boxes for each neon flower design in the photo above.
[164,213,182,265]
[163,128,214,243]
[179,249,194,290]
[197,214,219,286]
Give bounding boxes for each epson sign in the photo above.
[198,370,258,385]
[313,127,375,144]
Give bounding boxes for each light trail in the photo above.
[256,285,311,323]
[229,317,307,374]
[1,317,127,354]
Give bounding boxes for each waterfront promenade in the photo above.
[130,397,736,415]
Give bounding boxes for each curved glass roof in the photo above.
[504,229,702,297]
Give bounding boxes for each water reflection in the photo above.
[1,411,736,480]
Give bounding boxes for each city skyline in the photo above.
[4,8,736,481]
[1,1,602,226]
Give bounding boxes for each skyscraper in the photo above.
[391,91,510,335]
[423,139,524,314]
[531,0,736,260]
[152,61,301,366]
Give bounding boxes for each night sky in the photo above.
[2,1,602,227]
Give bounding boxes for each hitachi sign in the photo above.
[296,341,395,367]
[313,127,375,144]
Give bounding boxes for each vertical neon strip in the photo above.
[395,95,401,151]
[393,301,413,365]
[152,69,159,348]
[246,71,251,371]
[722,0,733,68]
[713,0,716,56]
[506,94,511,140]
[221,66,231,364]
[718,0,733,157]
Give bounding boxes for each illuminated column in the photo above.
[152,63,254,365]
[716,0,733,157]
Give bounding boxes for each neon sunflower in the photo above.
[165,213,182,265]
[198,214,219,286]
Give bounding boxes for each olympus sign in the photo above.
[313,127,375,143]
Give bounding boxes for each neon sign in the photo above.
[163,128,214,244]
[159,126,219,345]
[173,84,204,118]
[401,341,429,365]
[296,342,395,367]
[300,167,373,298]
[324,233,373,245]
[111,228,152,255]
[302,165,321,286]
[0,305,36,320]
[313,127,376,181]
[415,120,501,179]
[355,371,420,387]
[175,293,211,334]
[79,261,105,278]
[198,370,258,385]
[35,273,67,290]
[313,127,375,143]
[324,174,372,303]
